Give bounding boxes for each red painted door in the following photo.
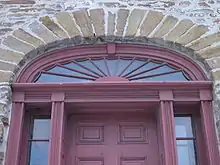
[66,112,160,165]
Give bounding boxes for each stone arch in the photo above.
[1,8,220,159]
[1,8,219,82]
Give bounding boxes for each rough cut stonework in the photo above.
[1,0,220,164]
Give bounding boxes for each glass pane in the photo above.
[34,58,191,82]
[177,140,196,165]
[121,59,146,76]
[29,141,49,165]
[128,61,161,76]
[48,65,94,80]
[116,59,134,75]
[36,73,92,82]
[93,59,108,75]
[175,117,193,138]
[32,119,50,139]
[107,59,118,75]
[133,72,188,81]
[65,61,97,77]
[49,66,73,75]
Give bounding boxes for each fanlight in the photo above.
[34,57,190,82]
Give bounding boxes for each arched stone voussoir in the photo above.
[119,9,213,54]
[0,71,14,83]
[1,8,220,83]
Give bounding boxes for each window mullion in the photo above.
[48,92,65,165]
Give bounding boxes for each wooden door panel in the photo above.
[120,157,148,165]
[77,157,104,165]
[67,113,159,165]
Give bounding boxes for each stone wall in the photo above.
[1,0,220,164]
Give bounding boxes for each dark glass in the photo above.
[121,59,146,76]
[29,142,49,165]
[133,72,188,81]
[116,59,133,75]
[106,59,117,75]
[28,118,50,165]
[32,119,50,140]
[93,59,108,75]
[36,73,92,82]
[126,61,160,77]
[176,140,196,165]
[175,117,193,138]
[175,117,197,165]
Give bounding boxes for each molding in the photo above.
[200,101,220,164]
[12,92,24,103]
[159,90,173,101]
[5,102,24,165]
[49,101,65,165]
[51,92,65,102]
[14,44,209,83]
[12,82,212,103]
[107,43,116,55]
[158,101,178,165]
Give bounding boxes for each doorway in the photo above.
[66,107,160,165]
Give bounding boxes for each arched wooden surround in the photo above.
[6,43,219,165]
[15,43,208,83]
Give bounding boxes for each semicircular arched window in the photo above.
[35,57,190,82]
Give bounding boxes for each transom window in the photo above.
[34,57,190,82]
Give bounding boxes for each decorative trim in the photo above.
[14,44,208,83]
[107,43,116,55]
[48,101,65,165]
[12,82,212,103]
[51,92,65,102]
[200,101,220,164]
[158,101,178,165]
[5,102,25,165]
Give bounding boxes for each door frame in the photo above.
[5,81,220,165]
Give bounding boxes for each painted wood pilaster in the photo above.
[5,93,25,165]
[48,92,66,165]
[158,90,178,165]
[200,101,220,165]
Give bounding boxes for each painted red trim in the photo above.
[193,114,207,165]
[14,44,208,83]
[107,43,116,54]
[200,101,220,164]
[11,82,212,103]
[8,43,218,165]
[158,100,178,165]
[5,102,25,165]
[12,81,212,90]
[49,93,65,165]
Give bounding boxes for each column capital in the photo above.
[12,92,25,103]
[51,92,65,102]
[159,90,173,101]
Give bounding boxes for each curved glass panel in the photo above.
[34,57,190,82]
